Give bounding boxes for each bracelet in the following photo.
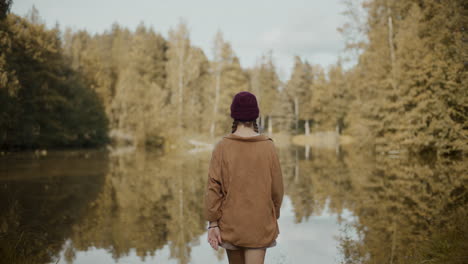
[208,225,219,229]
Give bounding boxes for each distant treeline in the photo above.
[0,0,466,157]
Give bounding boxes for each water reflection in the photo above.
[336,149,468,264]
[0,145,466,264]
[67,149,210,264]
[0,150,108,264]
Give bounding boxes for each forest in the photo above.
[0,1,467,263]
[0,0,466,158]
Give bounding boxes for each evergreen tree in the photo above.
[285,56,313,134]
[342,0,467,157]
[250,52,280,132]
[209,31,249,137]
[326,62,349,134]
[183,46,211,134]
[0,11,108,149]
[0,0,13,19]
[166,20,196,132]
[110,23,168,148]
[309,65,331,130]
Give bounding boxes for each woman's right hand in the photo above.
[207,226,222,250]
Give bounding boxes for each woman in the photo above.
[204,91,284,264]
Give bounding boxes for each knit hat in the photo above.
[230,91,260,121]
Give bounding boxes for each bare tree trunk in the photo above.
[268,115,273,134]
[335,124,341,154]
[305,144,310,160]
[305,119,310,136]
[294,97,299,134]
[294,148,299,183]
[387,5,400,153]
[176,36,190,131]
[388,16,395,69]
[387,9,396,90]
[137,108,146,147]
[210,32,224,138]
[210,65,221,138]
[260,114,265,132]
[390,220,397,264]
[177,60,184,130]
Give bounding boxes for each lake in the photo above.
[0,144,466,264]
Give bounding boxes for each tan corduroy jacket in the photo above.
[204,133,284,248]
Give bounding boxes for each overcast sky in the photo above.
[12,0,348,80]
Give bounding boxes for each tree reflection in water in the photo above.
[0,150,109,264]
[0,146,466,264]
[68,149,211,264]
[336,148,468,264]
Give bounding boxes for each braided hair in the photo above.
[232,119,259,133]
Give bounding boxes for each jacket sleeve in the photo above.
[270,143,284,219]
[204,142,225,222]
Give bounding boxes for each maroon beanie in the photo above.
[230,91,260,121]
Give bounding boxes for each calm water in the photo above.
[0,145,466,264]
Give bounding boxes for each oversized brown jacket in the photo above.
[204,133,284,248]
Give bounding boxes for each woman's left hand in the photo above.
[207,226,222,250]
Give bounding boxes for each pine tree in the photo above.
[0,0,13,19]
[250,52,280,132]
[285,56,314,134]
[218,43,249,134]
[0,11,108,149]
[208,31,249,137]
[341,0,466,157]
[326,62,349,134]
[183,46,211,134]
[166,20,196,132]
[110,23,168,148]
[309,65,331,130]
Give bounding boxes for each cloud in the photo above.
[258,14,344,58]
[249,9,346,79]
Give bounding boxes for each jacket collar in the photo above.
[223,133,272,142]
